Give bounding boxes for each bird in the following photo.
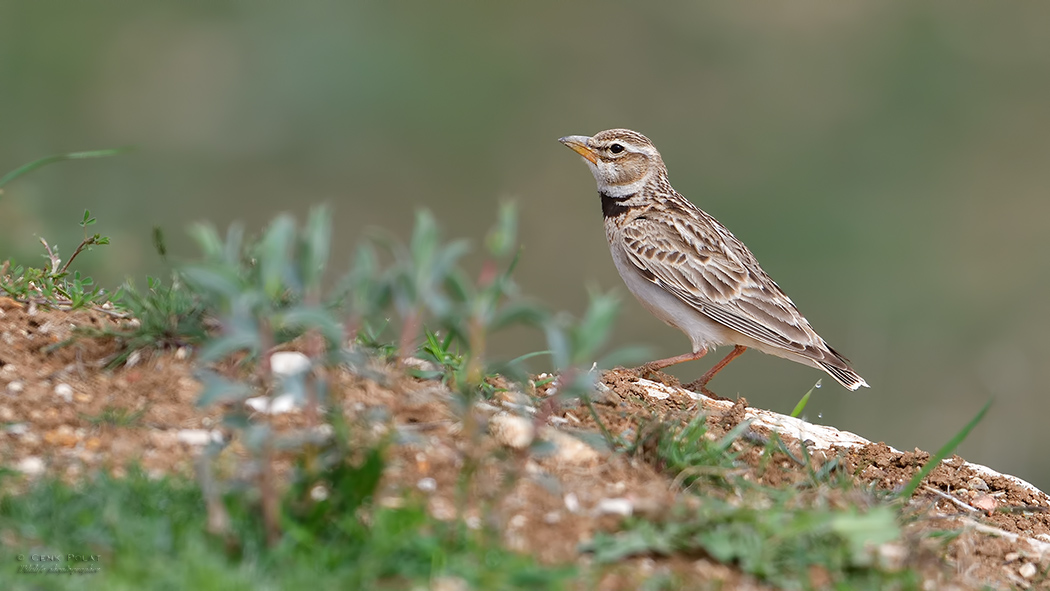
[558,128,868,394]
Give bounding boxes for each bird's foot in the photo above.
[683,378,729,401]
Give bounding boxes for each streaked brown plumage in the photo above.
[559,128,867,393]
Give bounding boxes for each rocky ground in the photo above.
[2,297,1049,589]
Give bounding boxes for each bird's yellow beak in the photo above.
[559,135,598,165]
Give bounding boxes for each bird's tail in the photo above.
[817,360,869,391]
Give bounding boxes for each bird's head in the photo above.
[559,128,666,197]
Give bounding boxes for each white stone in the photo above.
[245,393,301,414]
[564,492,580,513]
[545,428,600,464]
[54,383,73,402]
[16,457,44,476]
[1019,563,1037,579]
[595,497,634,516]
[417,477,437,492]
[489,412,534,449]
[176,429,221,446]
[270,351,310,376]
[6,380,25,394]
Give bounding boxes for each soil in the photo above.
[2,297,1049,590]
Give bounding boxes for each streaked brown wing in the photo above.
[620,209,824,357]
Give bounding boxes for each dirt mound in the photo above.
[2,299,1048,589]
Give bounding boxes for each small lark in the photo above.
[559,128,868,394]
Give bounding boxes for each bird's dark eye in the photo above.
[609,143,625,154]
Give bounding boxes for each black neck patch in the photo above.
[600,191,634,218]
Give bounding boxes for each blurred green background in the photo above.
[3,2,1049,490]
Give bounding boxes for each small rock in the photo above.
[508,514,527,528]
[417,477,437,492]
[176,429,221,446]
[966,477,989,491]
[595,497,634,517]
[245,393,301,414]
[972,495,998,513]
[44,425,78,447]
[544,428,600,464]
[54,383,73,403]
[270,351,310,376]
[17,457,45,476]
[4,422,28,435]
[564,492,580,513]
[490,412,534,449]
[175,346,190,360]
[6,380,25,394]
[1019,563,1037,579]
[310,485,329,501]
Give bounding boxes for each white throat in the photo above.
[587,162,651,198]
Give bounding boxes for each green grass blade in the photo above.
[0,147,132,190]
[789,380,818,418]
[898,398,993,499]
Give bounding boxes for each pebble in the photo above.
[966,477,989,491]
[417,477,437,492]
[310,485,329,501]
[54,383,73,403]
[176,429,221,446]
[1019,563,1037,579]
[490,412,534,449]
[564,492,581,513]
[544,427,601,464]
[270,351,310,376]
[245,393,301,414]
[6,380,25,394]
[43,425,78,447]
[595,497,634,516]
[17,457,45,476]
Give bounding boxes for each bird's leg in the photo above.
[637,347,708,379]
[684,345,747,395]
